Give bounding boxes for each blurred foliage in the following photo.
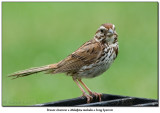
[2,2,158,106]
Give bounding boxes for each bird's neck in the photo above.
[94,36,118,45]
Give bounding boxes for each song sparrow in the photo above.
[9,23,119,103]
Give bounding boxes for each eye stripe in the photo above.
[112,24,115,30]
[99,26,106,29]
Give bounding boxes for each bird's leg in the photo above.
[73,78,93,103]
[78,79,102,102]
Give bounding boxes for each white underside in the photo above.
[76,44,117,79]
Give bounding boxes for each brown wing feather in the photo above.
[50,39,102,74]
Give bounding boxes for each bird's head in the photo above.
[94,23,118,44]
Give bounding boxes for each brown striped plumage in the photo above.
[9,23,119,103]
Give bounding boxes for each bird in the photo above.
[8,23,119,103]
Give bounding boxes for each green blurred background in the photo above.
[2,2,158,106]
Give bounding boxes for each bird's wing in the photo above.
[50,39,102,74]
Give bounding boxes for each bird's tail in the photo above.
[8,64,57,79]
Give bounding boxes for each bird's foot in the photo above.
[81,92,93,103]
[89,92,102,102]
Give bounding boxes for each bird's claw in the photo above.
[82,92,93,103]
[89,92,102,102]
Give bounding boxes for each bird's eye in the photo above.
[100,29,104,33]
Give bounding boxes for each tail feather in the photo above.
[8,64,56,79]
